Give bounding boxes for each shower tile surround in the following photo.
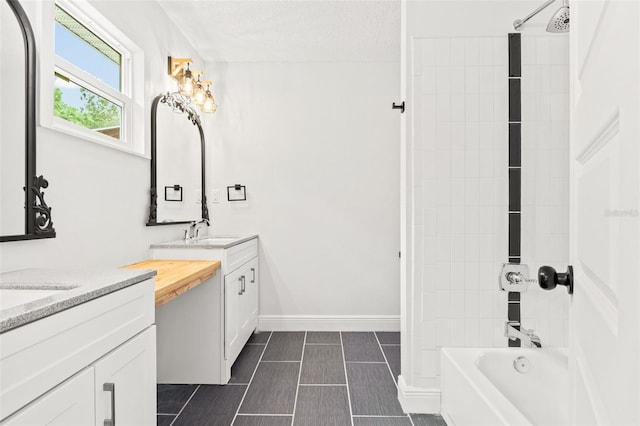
[409,35,569,388]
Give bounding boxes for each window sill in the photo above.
[43,119,150,160]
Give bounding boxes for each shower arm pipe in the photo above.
[513,0,556,30]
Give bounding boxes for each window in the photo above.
[39,0,145,155]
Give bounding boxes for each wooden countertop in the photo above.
[123,260,221,307]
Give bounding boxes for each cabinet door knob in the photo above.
[103,382,115,426]
[251,268,256,283]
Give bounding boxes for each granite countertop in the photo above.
[150,234,258,249]
[0,268,156,333]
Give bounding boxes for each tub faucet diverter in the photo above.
[505,321,542,348]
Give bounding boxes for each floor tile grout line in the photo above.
[340,331,355,426]
[230,331,272,426]
[304,343,342,346]
[236,413,294,417]
[352,415,412,418]
[169,384,200,426]
[290,331,307,426]
[374,332,415,426]
[298,383,347,386]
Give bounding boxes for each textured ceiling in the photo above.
[157,0,400,63]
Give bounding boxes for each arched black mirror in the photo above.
[0,0,55,242]
[147,92,208,226]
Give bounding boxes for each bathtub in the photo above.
[441,347,569,426]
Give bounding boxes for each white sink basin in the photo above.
[0,288,66,310]
[191,237,239,244]
[0,283,78,311]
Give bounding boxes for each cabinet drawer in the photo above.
[224,238,258,273]
[0,280,154,421]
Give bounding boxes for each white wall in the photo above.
[401,0,570,412]
[0,1,204,271]
[204,61,401,322]
[1,1,402,327]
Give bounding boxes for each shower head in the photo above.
[546,0,570,33]
[513,0,570,33]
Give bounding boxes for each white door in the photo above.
[1,368,94,425]
[570,0,640,424]
[94,328,156,426]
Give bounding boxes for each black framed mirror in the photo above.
[0,0,55,242]
[147,92,209,226]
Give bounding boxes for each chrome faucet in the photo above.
[184,218,210,241]
[193,218,210,238]
[505,321,542,348]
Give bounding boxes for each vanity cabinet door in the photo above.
[239,258,259,336]
[224,256,260,366]
[224,267,243,362]
[1,368,94,425]
[94,327,156,426]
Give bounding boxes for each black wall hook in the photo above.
[392,101,405,113]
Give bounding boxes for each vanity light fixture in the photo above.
[167,56,218,113]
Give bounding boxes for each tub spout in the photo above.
[505,321,543,348]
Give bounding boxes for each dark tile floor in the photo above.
[157,331,446,426]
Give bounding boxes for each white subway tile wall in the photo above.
[520,36,570,347]
[409,36,569,386]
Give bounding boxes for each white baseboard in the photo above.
[258,315,400,331]
[397,375,441,414]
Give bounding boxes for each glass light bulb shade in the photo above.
[201,91,217,113]
[178,68,194,97]
[192,83,206,105]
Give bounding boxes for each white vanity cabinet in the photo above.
[151,235,259,384]
[0,277,156,425]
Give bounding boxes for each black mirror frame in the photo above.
[146,92,209,226]
[1,0,55,242]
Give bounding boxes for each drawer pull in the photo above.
[104,382,115,426]
[251,268,256,283]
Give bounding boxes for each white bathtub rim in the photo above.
[442,347,543,426]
